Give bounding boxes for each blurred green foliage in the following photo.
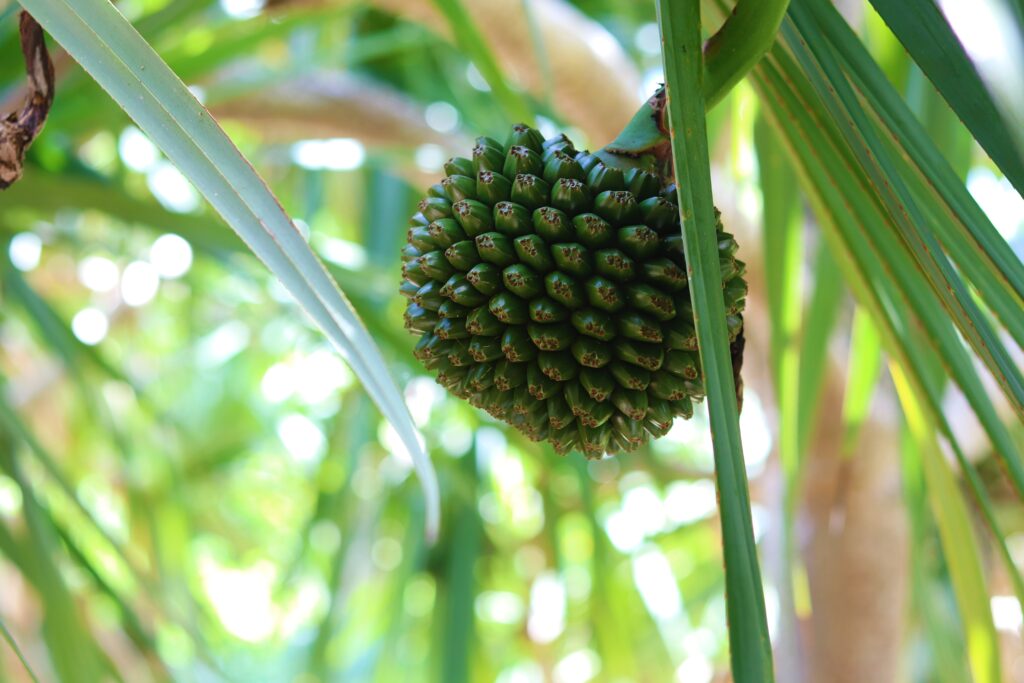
[0,0,1022,681]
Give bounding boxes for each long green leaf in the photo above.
[840,307,882,457]
[760,9,1024,499]
[741,21,1024,612]
[431,0,532,124]
[439,451,482,683]
[807,0,1024,310]
[0,440,111,682]
[891,363,1001,683]
[757,116,802,397]
[50,524,171,679]
[786,2,1024,423]
[866,0,1024,195]
[657,2,774,681]
[0,618,42,683]
[0,398,137,576]
[756,115,803,498]
[0,392,224,676]
[810,4,1024,351]
[795,245,844,458]
[755,112,806,677]
[19,0,439,538]
[766,47,1024,486]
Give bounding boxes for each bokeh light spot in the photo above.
[71,307,109,346]
[9,232,42,272]
[465,63,491,91]
[276,413,326,465]
[425,101,459,133]
[78,255,119,293]
[634,23,661,55]
[0,475,23,518]
[147,162,201,213]
[119,126,158,172]
[553,649,600,683]
[291,138,365,171]
[150,233,193,279]
[415,144,445,172]
[121,260,161,307]
[527,571,565,643]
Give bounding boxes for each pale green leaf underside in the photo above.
[18,0,440,538]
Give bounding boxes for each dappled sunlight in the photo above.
[0,1,1021,681]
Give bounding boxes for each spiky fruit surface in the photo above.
[401,124,746,458]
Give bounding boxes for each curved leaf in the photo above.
[892,363,1001,683]
[867,0,1024,195]
[19,0,440,538]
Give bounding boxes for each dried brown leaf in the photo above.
[0,12,55,190]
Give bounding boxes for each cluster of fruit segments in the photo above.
[401,125,746,458]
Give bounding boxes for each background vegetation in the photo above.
[0,0,1022,681]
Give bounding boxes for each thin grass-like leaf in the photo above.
[657,2,774,680]
[736,19,1024,608]
[0,442,112,682]
[795,245,844,458]
[755,115,806,501]
[840,308,882,457]
[19,0,439,538]
[439,452,482,683]
[891,362,1001,683]
[866,0,1024,194]
[431,0,532,123]
[573,456,642,679]
[899,424,974,683]
[758,47,1010,474]
[757,116,802,401]
[51,525,170,679]
[806,0,1024,341]
[0,618,42,683]
[786,3,1024,422]
[0,398,223,676]
[742,10,1024,501]
[755,112,805,677]
[0,398,137,573]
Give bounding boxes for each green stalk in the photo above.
[703,0,790,108]
[432,0,534,124]
[657,2,775,681]
[608,0,793,159]
[0,618,41,683]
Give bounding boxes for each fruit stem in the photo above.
[596,0,788,177]
[600,0,790,164]
[704,0,790,108]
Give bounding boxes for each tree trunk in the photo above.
[801,385,908,682]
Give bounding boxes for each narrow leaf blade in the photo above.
[657,2,775,681]
[21,0,440,537]
[867,0,1024,194]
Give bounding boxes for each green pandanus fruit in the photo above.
[401,90,746,458]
